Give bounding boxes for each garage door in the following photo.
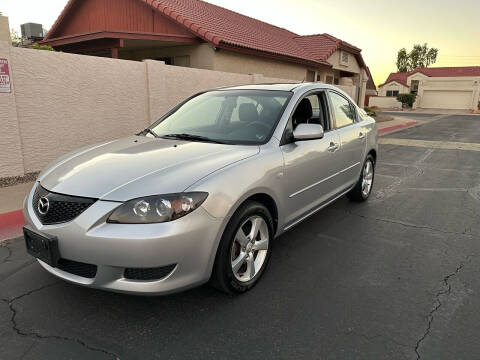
[421,90,473,110]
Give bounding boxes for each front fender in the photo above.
[186,146,285,279]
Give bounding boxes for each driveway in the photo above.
[1,115,480,360]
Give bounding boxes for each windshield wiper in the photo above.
[139,128,159,138]
[161,133,226,144]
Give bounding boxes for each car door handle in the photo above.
[359,132,366,139]
[327,142,339,152]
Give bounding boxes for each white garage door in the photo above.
[421,90,473,110]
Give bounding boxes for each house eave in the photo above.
[40,30,200,47]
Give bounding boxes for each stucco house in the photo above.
[40,0,374,106]
[375,67,480,110]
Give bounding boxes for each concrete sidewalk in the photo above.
[376,117,418,135]
[0,182,33,214]
[385,108,475,115]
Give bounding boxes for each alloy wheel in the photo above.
[362,159,374,197]
[230,216,269,283]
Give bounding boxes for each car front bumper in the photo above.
[23,183,224,295]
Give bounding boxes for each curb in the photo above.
[0,210,25,242]
[378,121,417,135]
[0,210,24,228]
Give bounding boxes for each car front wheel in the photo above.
[347,154,375,202]
[210,201,273,294]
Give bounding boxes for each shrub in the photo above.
[396,93,417,108]
[29,43,55,51]
[363,106,377,117]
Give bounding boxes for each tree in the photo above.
[10,28,21,46]
[396,48,409,73]
[396,43,438,72]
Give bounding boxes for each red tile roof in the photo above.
[380,66,480,87]
[294,33,365,68]
[294,34,338,63]
[141,0,334,66]
[45,0,367,69]
[380,72,410,87]
[410,66,480,78]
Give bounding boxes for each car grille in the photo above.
[124,265,176,281]
[33,184,97,225]
[56,258,98,279]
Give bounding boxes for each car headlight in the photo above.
[107,193,208,224]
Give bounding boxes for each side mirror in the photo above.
[293,123,324,141]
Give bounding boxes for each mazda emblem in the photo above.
[38,197,50,215]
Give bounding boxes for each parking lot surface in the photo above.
[1,115,479,359]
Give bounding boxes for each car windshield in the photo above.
[149,90,292,145]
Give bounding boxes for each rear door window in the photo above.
[328,92,356,128]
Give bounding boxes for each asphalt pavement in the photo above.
[1,114,479,360]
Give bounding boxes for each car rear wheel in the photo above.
[347,155,375,202]
[210,201,273,294]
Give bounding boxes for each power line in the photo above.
[438,55,480,58]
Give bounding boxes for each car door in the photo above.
[280,91,343,227]
[327,91,366,189]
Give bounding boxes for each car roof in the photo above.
[215,82,339,93]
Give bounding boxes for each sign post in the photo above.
[0,58,11,93]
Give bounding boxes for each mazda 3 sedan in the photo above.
[23,83,377,295]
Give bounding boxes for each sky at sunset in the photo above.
[2,0,479,86]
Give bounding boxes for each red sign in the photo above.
[0,58,11,93]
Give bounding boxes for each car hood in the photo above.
[39,136,259,201]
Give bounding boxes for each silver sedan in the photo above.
[23,83,377,295]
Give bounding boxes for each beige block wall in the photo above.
[9,48,150,174]
[336,84,358,101]
[369,96,402,109]
[0,18,25,177]
[0,16,11,42]
[213,49,311,81]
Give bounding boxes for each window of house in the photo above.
[334,78,339,85]
[306,70,316,82]
[410,80,419,94]
[386,90,399,97]
[341,51,349,65]
[325,75,334,84]
[329,91,356,128]
[316,74,321,82]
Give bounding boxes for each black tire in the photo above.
[347,154,375,202]
[210,201,274,294]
